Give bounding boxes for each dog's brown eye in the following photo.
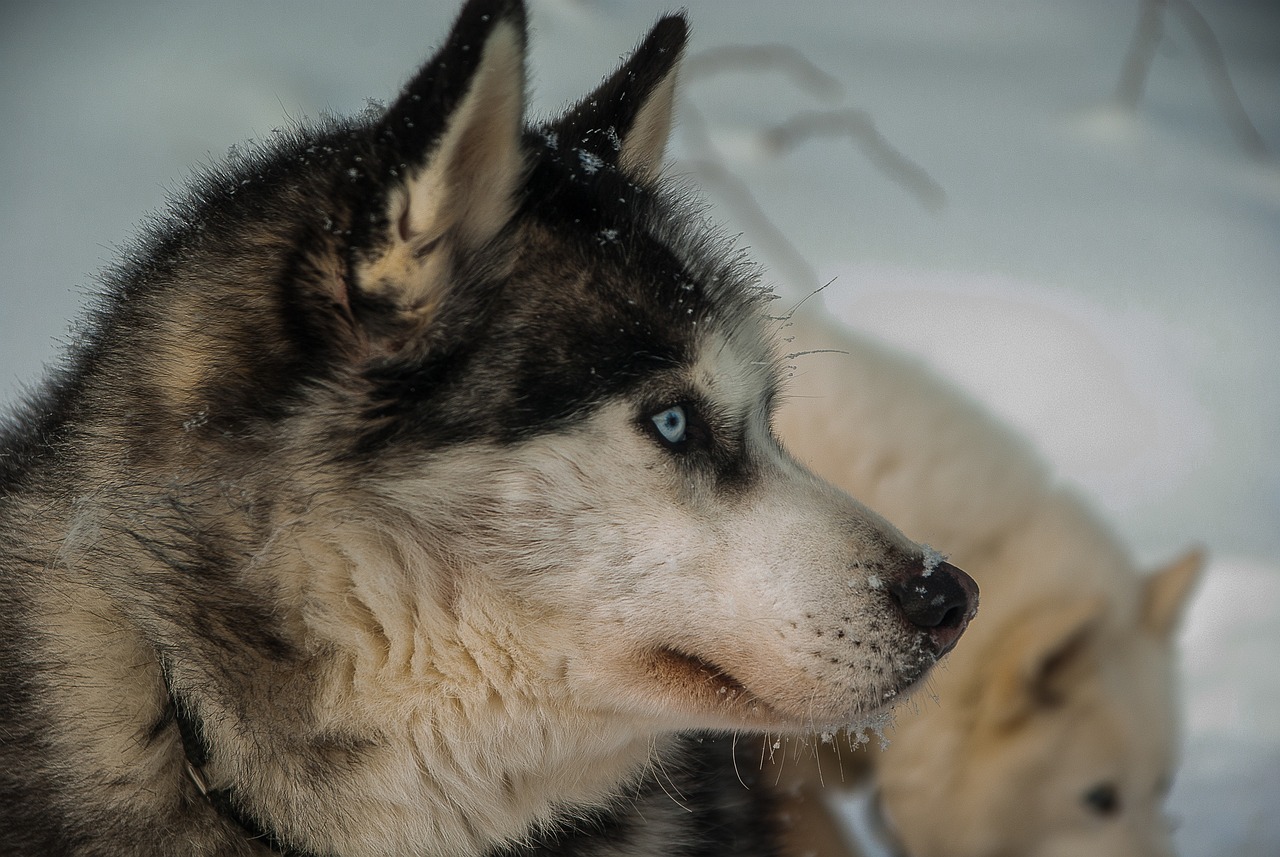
[1083,783,1121,816]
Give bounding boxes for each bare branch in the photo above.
[1115,0,1269,160]
[676,40,947,293]
[1116,0,1166,109]
[1171,0,1269,159]
[763,109,947,211]
[685,44,845,103]
[677,104,822,291]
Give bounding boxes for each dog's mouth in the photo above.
[644,647,760,714]
[642,641,936,730]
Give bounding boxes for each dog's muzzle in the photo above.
[888,560,978,656]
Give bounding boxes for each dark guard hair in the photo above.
[0,1,786,855]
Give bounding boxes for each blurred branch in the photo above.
[1116,0,1269,159]
[763,110,947,212]
[684,44,844,104]
[678,105,821,292]
[1115,0,1165,109]
[677,44,946,292]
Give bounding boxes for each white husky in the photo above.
[772,309,1202,857]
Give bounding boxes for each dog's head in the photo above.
[109,0,975,739]
[875,546,1202,857]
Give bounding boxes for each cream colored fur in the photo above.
[361,19,525,324]
[771,309,1202,857]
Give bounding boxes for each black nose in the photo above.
[888,561,978,655]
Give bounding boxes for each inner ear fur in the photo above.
[356,0,528,327]
[1141,547,1205,637]
[549,14,688,182]
[979,596,1107,731]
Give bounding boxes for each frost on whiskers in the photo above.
[850,716,893,751]
[760,711,895,773]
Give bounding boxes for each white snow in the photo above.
[578,148,605,174]
[920,544,946,577]
[1,1,1275,853]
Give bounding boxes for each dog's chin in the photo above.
[634,647,899,733]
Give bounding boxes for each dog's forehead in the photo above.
[504,167,778,406]
[340,117,782,450]
[515,136,774,352]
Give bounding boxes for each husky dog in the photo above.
[0,2,976,855]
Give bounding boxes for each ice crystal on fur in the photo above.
[921,544,947,577]
[578,149,605,174]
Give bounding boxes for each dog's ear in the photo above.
[549,14,688,182]
[1140,547,1204,637]
[979,597,1106,731]
[350,0,527,339]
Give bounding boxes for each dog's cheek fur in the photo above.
[363,397,939,733]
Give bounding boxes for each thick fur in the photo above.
[0,3,977,856]
[771,310,1203,857]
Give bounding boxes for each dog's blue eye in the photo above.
[651,406,687,445]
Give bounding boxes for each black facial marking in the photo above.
[343,126,775,466]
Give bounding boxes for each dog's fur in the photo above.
[0,3,978,855]
[771,310,1202,857]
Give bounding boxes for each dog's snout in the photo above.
[888,561,978,655]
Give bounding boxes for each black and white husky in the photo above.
[0,2,977,854]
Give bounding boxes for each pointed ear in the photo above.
[356,0,527,326]
[550,14,688,182]
[979,597,1106,731]
[1141,547,1204,637]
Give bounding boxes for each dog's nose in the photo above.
[888,561,978,656]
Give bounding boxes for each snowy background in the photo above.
[2,1,1276,854]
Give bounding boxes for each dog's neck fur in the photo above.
[164,648,659,857]
[34,475,667,856]
[165,675,302,856]
[233,523,670,855]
